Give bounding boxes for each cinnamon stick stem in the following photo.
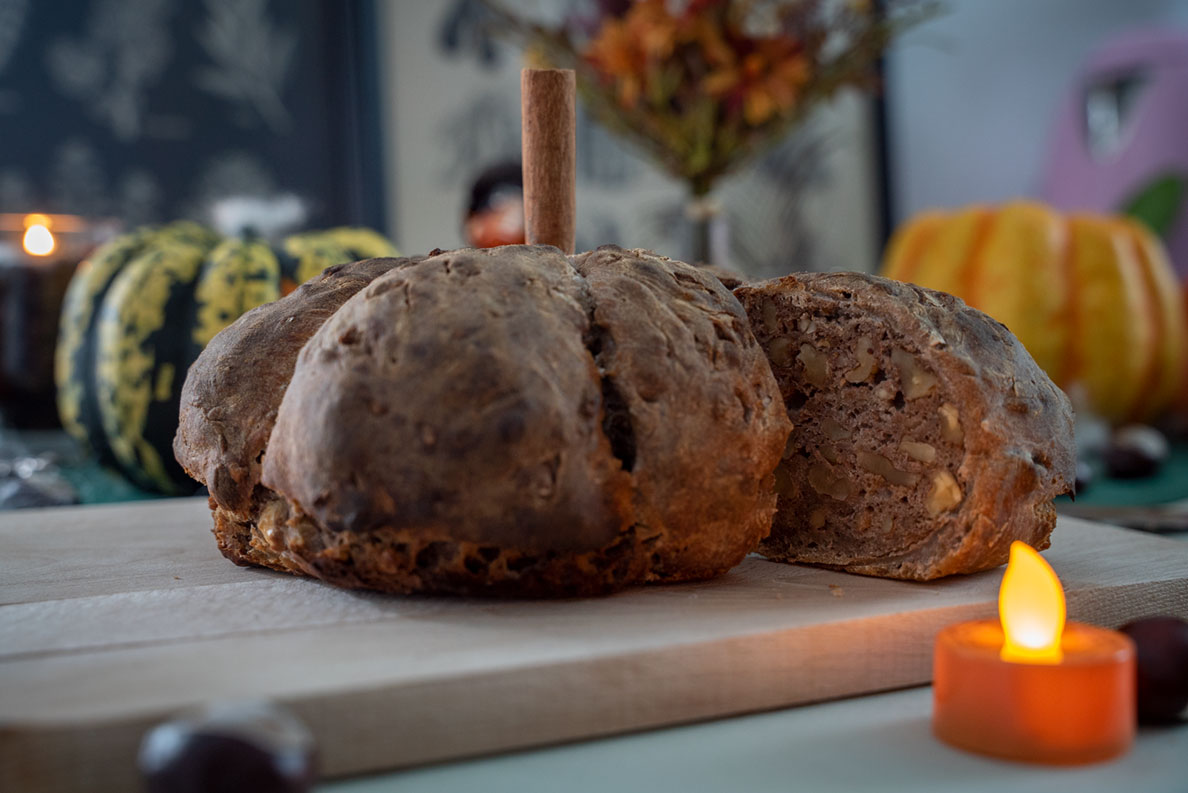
[521,68,576,254]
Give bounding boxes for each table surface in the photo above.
[320,686,1188,793]
[4,427,1186,790]
[315,513,1188,792]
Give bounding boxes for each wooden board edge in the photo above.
[7,573,1186,793]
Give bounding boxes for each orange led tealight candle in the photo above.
[933,542,1136,764]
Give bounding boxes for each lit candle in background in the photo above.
[0,213,116,427]
[933,542,1137,765]
[21,214,57,258]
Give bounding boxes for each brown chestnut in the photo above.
[1104,425,1169,479]
[138,701,316,793]
[1119,616,1188,724]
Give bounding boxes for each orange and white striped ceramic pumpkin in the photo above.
[881,201,1187,423]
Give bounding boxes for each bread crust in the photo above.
[572,247,787,581]
[735,272,1075,581]
[177,245,790,596]
[174,257,419,517]
[210,493,652,598]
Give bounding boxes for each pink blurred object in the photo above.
[1042,28,1188,281]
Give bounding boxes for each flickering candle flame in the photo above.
[999,541,1066,664]
[22,214,56,257]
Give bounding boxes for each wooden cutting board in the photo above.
[2,498,1186,792]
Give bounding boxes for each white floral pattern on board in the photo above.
[50,139,108,217]
[0,170,32,210]
[118,170,163,228]
[0,0,29,78]
[46,0,175,141]
[193,0,296,133]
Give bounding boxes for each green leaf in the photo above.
[1122,173,1186,237]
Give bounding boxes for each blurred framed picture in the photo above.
[0,0,386,229]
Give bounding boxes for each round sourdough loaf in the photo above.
[175,245,791,596]
[734,272,1075,581]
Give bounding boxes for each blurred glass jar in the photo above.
[0,214,117,428]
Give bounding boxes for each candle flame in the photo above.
[999,541,1065,663]
[23,216,55,257]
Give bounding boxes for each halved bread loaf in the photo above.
[735,272,1075,581]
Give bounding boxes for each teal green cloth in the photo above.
[7,429,1188,507]
[5,429,166,504]
[1057,444,1188,506]
[56,459,165,504]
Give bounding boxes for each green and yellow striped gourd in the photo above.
[55,221,397,494]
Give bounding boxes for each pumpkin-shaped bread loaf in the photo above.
[175,245,791,596]
[735,272,1075,581]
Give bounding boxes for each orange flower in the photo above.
[586,18,638,79]
[687,15,736,67]
[617,75,643,107]
[629,0,677,59]
[768,53,810,110]
[586,0,681,107]
[702,67,739,97]
[721,36,811,126]
[564,0,913,183]
[743,87,776,125]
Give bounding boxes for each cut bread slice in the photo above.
[735,272,1074,581]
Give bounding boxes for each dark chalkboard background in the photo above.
[0,0,384,230]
